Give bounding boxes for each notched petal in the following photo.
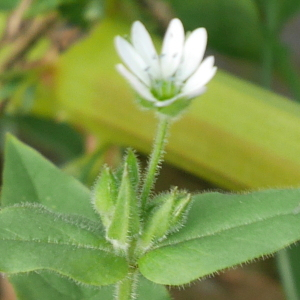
[176,27,207,81]
[115,36,151,86]
[160,18,185,78]
[131,21,161,78]
[116,64,156,103]
[183,56,216,93]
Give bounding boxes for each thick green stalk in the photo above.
[261,34,274,89]
[276,45,300,102]
[115,269,137,300]
[140,116,170,211]
[277,250,299,300]
[255,2,300,299]
[259,1,278,89]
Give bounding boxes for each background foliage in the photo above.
[1,0,300,299]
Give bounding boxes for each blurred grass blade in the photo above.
[45,18,300,190]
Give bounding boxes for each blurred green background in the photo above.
[1,0,300,299]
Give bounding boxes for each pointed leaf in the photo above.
[1,135,98,221]
[9,272,171,300]
[92,165,118,228]
[139,189,300,285]
[139,192,176,250]
[125,149,140,190]
[0,205,128,286]
[9,272,106,300]
[107,163,140,248]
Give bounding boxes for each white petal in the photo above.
[131,21,161,78]
[115,36,151,86]
[116,64,156,102]
[160,18,185,78]
[182,86,206,99]
[176,28,207,81]
[182,56,217,94]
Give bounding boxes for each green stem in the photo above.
[277,250,299,300]
[261,34,274,89]
[140,115,170,211]
[255,0,279,89]
[256,3,300,299]
[276,44,300,102]
[115,269,137,300]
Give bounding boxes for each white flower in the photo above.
[115,18,216,111]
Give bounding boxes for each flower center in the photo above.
[150,79,181,102]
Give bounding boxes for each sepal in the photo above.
[106,162,140,252]
[92,166,118,228]
[169,192,192,232]
[139,192,175,250]
[125,149,140,191]
[138,188,191,251]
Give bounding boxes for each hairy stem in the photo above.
[115,269,138,300]
[140,115,170,211]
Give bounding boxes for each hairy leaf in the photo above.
[139,189,300,285]
[1,135,98,221]
[9,272,171,300]
[0,205,128,286]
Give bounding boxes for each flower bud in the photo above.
[106,162,140,252]
[138,189,192,252]
[125,149,140,191]
[169,192,192,233]
[92,166,117,228]
[139,190,177,251]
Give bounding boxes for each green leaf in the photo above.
[10,272,106,300]
[0,205,128,286]
[125,149,140,190]
[139,192,177,250]
[1,135,98,221]
[106,163,140,248]
[139,189,300,285]
[136,275,172,300]
[0,115,84,163]
[92,165,118,228]
[9,272,171,300]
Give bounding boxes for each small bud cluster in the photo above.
[92,150,192,258]
[138,188,191,251]
[92,150,140,252]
